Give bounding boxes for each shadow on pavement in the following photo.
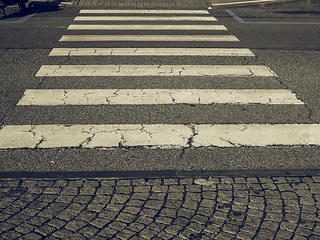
[0,0,71,19]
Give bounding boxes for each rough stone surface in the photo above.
[1,176,320,239]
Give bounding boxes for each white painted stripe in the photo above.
[79,10,210,14]
[212,0,276,6]
[59,35,240,42]
[49,48,255,56]
[1,124,319,149]
[74,16,218,21]
[67,24,228,31]
[18,89,302,105]
[35,65,276,77]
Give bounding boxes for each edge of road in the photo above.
[1,168,320,179]
[24,0,311,10]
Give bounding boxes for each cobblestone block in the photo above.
[65,180,83,187]
[87,203,106,212]
[276,228,294,239]
[144,200,163,210]
[38,194,57,203]
[136,216,153,225]
[296,189,313,197]
[245,215,262,226]
[96,186,114,195]
[284,213,300,222]
[61,187,79,195]
[78,225,99,238]
[109,221,128,231]
[191,214,209,225]
[164,224,183,235]
[265,190,281,199]
[300,197,315,205]
[55,195,74,203]
[293,235,309,240]
[115,186,133,194]
[180,178,194,185]
[76,210,97,222]
[214,231,235,239]
[90,217,111,228]
[237,229,256,239]
[163,178,179,185]
[56,210,78,221]
[139,208,158,218]
[309,187,320,194]
[1,230,22,239]
[35,224,56,236]
[6,213,30,225]
[15,222,35,234]
[156,216,172,225]
[265,203,282,213]
[178,228,195,239]
[47,218,67,229]
[123,206,140,215]
[157,230,174,239]
[145,179,162,185]
[168,185,185,192]
[52,229,74,238]
[116,229,136,239]
[139,228,157,239]
[222,223,239,234]
[177,208,195,218]
[147,221,166,232]
[257,228,276,239]
[79,187,96,195]
[128,222,146,232]
[131,193,150,200]
[149,192,166,200]
[302,204,317,213]
[181,200,198,210]
[43,187,61,195]
[97,226,118,238]
[151,185,168,193]
[233,190,249,198]
[295,226,313,236]
[65,219,87,231]
[312,176,320,182]
[20,232,43,240]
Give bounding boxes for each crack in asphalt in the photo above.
[274,75,316,123]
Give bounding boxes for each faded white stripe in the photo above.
[212,0,276,6]
[17,89,303,105]
[35,65,276,77]
[79,10,210,14]
[49,48,255,56]
[59,35,239,42]
[74,16,218,21]
[1,124,319,149]
[67,24,228,30]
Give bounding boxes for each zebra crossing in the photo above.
[0,8,318,149]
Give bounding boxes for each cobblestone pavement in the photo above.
[1,176,320,239]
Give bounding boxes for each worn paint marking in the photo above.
[49,48,254,56]
[79,10,211,14]
[59,35,239,42]
[17,89,303,105]
[35,65,276,77]
[74,16,218,21]
[67,24,228,30]
[1,124,320,149]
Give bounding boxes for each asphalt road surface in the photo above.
[0,5,319,176]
